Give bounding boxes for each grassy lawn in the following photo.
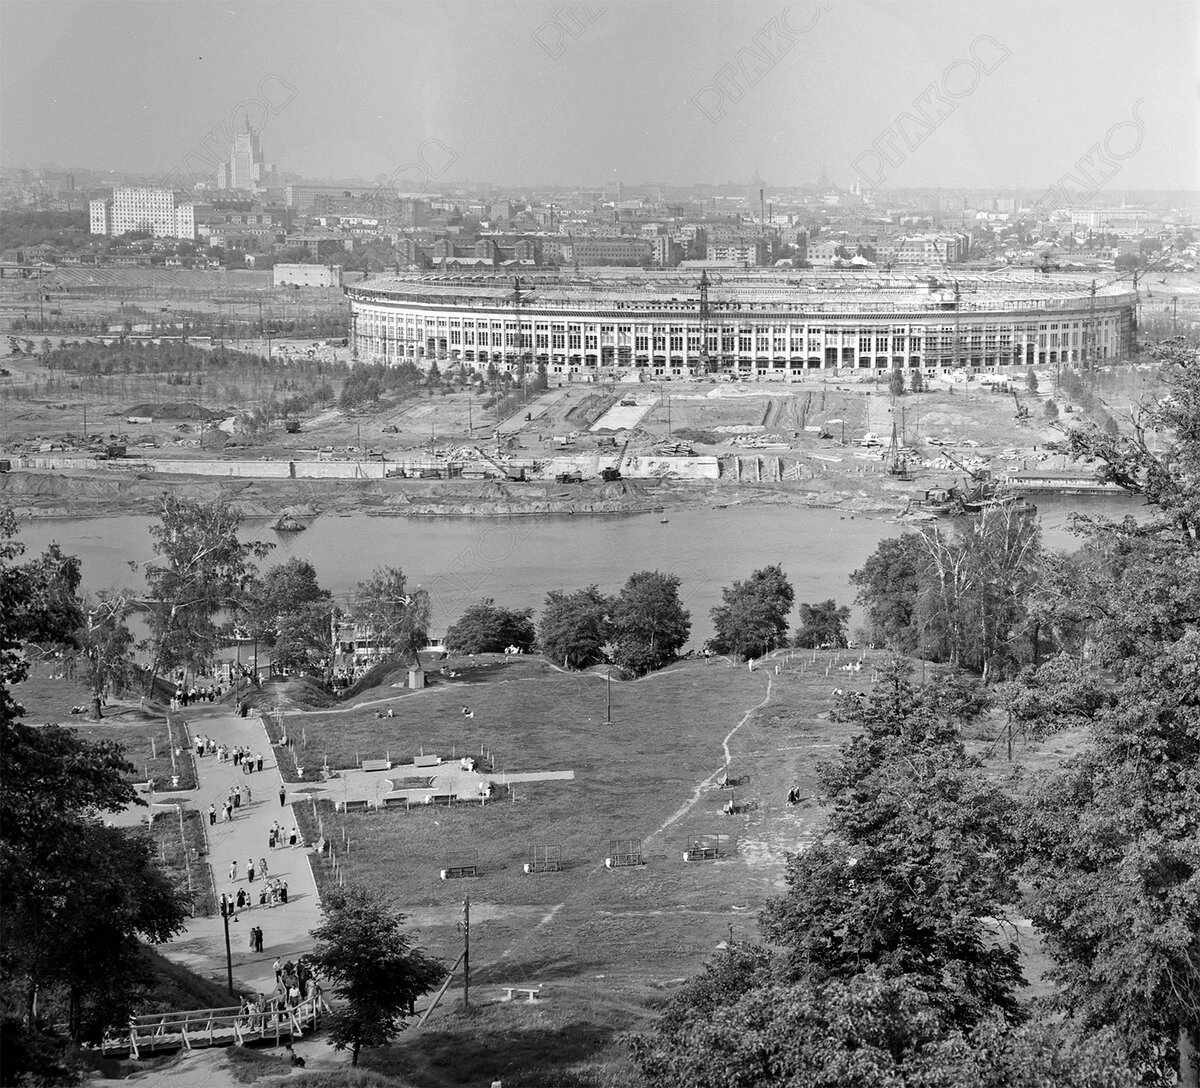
[68,714,199,790]
[271,649,887,1085]
[145,808,218,918]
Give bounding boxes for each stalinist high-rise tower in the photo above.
[215,115,271,191]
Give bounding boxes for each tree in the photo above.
[1026,366,1039,394]
[709,564,794,660]
[1044,397,1059,420]
[760,660,1024,1030]
[1019,339,1200,1085]
[444,598,536,655]
[143,496,272,690]
[2,510,187,1057]
[635,969,1138,1088]
[889,366,905,398]
[909,368,924,394]
[609,570,691,676]
[350,567,431,663]
[308,884,444,1066]
[539,586,612,668]
[851,534,924,651]
[794,599,851,649]
[245,558,333,676]
[81,591,138,704]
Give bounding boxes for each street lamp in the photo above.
[219,894,235,996]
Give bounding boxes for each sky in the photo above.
[1,0,1197,191]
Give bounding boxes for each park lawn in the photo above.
[146,808,217,918]
[283,652,882,1069]
[69,715,199,790]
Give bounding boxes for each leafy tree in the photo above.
[143,496,272,690]
[760,660,1024,1030]
[794,599,851,649]
[539,585,612,669]
[533,361,549,392]
[1044,397,1059,420]
[909,368,924,393]
[1,510,187,1056]
[609,570,691,676]
[889,366,906,398]
[245,558,333,676]
[851,534,923,651]
[350,567,431,663]
[1026,366,1039,394]
[1019,339,1200,1084]
[81,591,138,703]
[709,564,794,660]
[444,598,536,655]
[308,884,444,1066]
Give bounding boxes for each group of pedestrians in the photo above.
[269,820,300,849]
[194,736,263,772]
[223,873,290,914]
[208,782,253,824]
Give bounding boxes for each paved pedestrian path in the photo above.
[158,710,323,997]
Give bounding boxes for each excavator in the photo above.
[600,438,630,482]
[1012,390,1030,423]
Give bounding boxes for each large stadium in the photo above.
[345,270,1138,380]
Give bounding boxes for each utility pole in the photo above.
[220,896,235,995]
[462,895,470,1009]
[604,665,613,725]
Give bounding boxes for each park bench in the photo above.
[683,843,721,862]
[440,862,478,880]
[500,986,542,1003]
[360,759,392,772]
[335,798,372,813]
[414,754,441,768]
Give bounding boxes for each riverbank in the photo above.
[0,465,912,521]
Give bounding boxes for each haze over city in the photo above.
[2,0,1197,190]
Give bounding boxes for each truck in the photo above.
[556,470,583,484]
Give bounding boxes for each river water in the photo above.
[13,495,1139,646]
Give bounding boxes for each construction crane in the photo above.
[474,445,525,482]
[1013,390,1030,423]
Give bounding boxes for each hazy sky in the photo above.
[2,0,1197,190]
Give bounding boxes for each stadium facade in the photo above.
[345,271,1137,379]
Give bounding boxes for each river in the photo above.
[12,495,1139,646]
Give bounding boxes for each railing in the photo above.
[104,995,328,1059]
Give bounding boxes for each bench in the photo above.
[413,754,441,768]
[361,759,391,772]
[500,986,542,1003]
[440,864,478,880]
[523,858,562,874]
[335,798,372,813]
[683,844,720,862]
[604,851,643,868]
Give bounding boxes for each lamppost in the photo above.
[604,665,613,726]
[219,894,235,995]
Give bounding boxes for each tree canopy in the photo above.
[709,564,795,660]
[539,586,613,669]
[794,599,851,649]
[444,598,536,655]
[308,884,445,1066]
[143,495,272,686]
[244,557,333,676]
[609,570,691,676]
[350,567,431,663]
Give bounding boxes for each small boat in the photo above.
[660,517,669,524]
[273,515,306,532]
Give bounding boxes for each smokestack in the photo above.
[760,188,765,228]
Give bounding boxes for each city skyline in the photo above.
[1,0,1197,192]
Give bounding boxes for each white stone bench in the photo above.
[361,758,392,772]
[500,985,542,1003]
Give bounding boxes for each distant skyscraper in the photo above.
[215,116,270,191]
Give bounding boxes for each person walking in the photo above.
[279,786,286,807]
[259,857,268,880]
[229,859,238,881]
[256,752,263,772]
[289,827,298,847]
[274,958,282,984]
[208,803,217,826]
[255,926,264,953]
[248,857,255,883]
[244,783,252,805]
